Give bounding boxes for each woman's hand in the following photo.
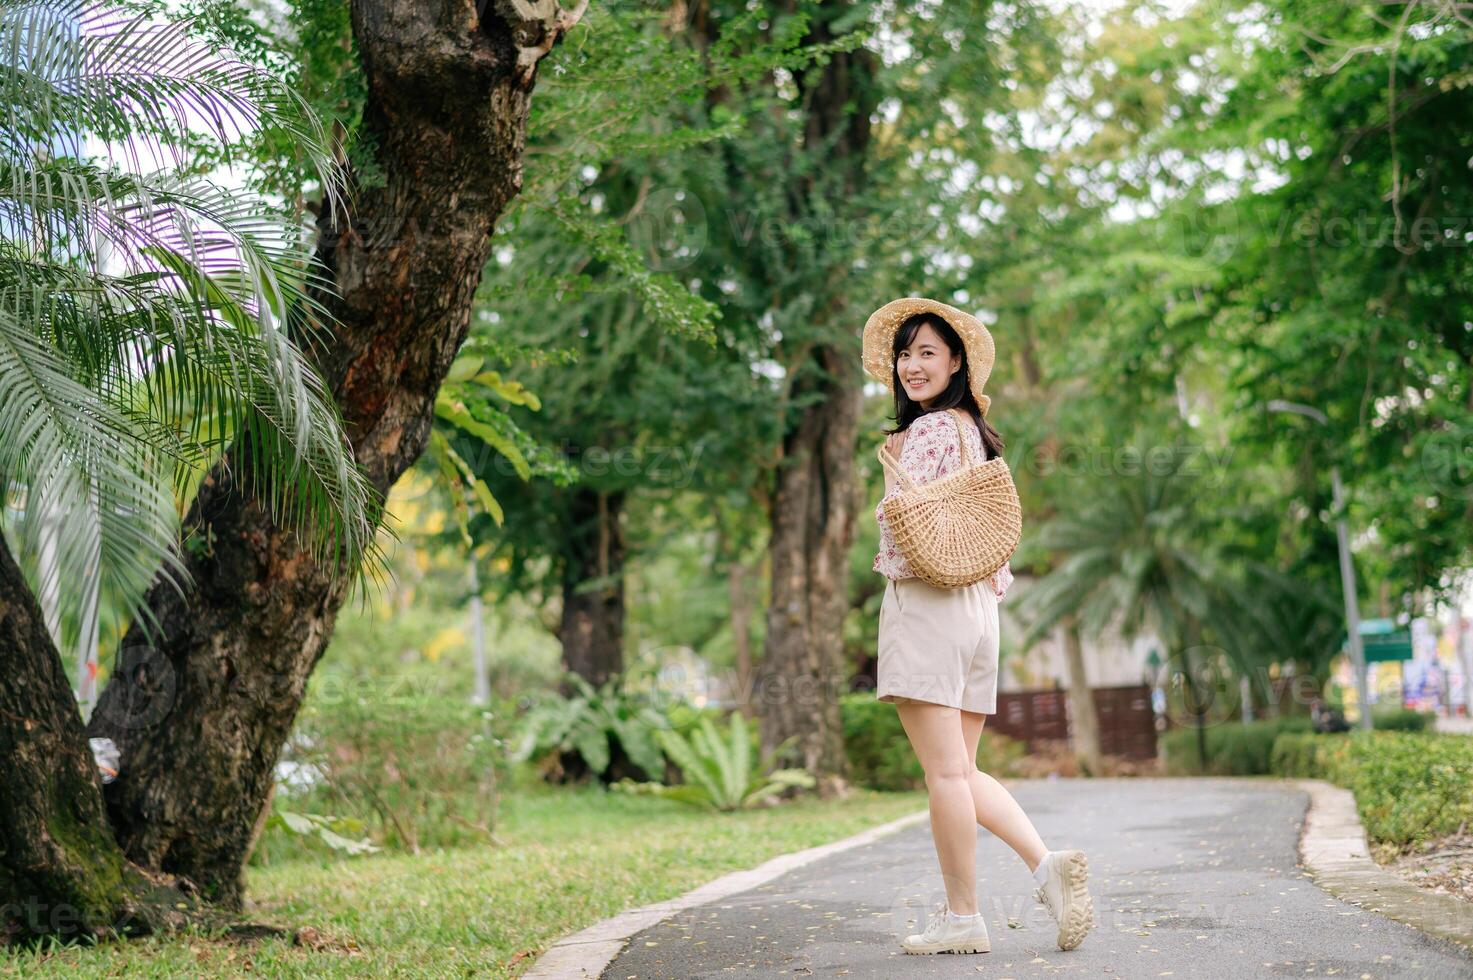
[884,430,906,460]
[882,430,906,495]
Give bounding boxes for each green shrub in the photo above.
[975,728,1028,776]
[254,691,516,864]
[663,698,734,739]
[1161,715,1315,776]
[1270,730,1473,850]
[612,711,815,810]
[1370,706,1436,732]
[510,672,672,784]
[1268,731,1340,779]
[839,692,1026,790]
[841,694,922,790]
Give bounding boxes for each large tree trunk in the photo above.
[82,0,585,910]
[1062,616,1103,776]
[557,487,626,693]
[0,535,193,945]
[756,346,865,796]
[727,554,757,718]
[753,3,877,797]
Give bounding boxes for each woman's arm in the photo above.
[991,559,1014,600]
[882,412,947,494]
[882,430,906,495]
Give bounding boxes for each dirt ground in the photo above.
[1373,831,1473,905]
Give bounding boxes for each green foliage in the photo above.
[6,784,928,974]
[613,710,816,811]
[660,696,732,738]
[1204,0,1473,607]
[1160,715,1315,776]
[840,694,919,791]
[428,347,573,545]
[1011,438,1292,697]
[0,0,380,655]
[264,808,379,857]
[961,0,1471,676]
[255,693,516,862]
[1370,706,1436,733]
[1269,731,1344,781]
[1270,730,1473,851]
[510,672,671,783]
[167,0,370,202]
[839,692,1026,790]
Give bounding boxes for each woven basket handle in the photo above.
[877,408,976,490]
[876,443,917,492]
[946,407,972,467]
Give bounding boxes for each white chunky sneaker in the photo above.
[900,900,991,955]
[1032,849,1095,950]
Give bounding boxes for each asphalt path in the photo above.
[601,777,1473,979]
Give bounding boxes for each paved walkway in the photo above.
[601,777,1473,978]
[1434,715,1473,735]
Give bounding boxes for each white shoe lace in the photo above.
[1033,884,1056,919]
[919,900,950,940]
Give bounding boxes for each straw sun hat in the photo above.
[861,297,995,416]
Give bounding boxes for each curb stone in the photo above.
[1294,778,1473,951]
[521,808,930,979]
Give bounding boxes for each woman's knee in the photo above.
[922,757,974,787]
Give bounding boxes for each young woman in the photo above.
[861,297,1097,957]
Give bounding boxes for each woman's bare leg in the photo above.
[960,708,1049,872]
[894,700,979,915]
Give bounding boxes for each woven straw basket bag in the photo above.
[876,408,1022,589]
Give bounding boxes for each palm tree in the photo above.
[1,0,379,632]
[1012,438,1269,772]
[0,0,377,941]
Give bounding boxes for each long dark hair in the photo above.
[882,312,1005,461]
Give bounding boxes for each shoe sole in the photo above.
[901,940,991,955]
[1053,849,1096,951]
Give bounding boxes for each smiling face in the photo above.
[895,320,961,409]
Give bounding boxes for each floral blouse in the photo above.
[874,409,1014,599]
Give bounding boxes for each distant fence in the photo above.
[989,688,1069,748]
[1092,684,1158,760]
[989,684,1158,761]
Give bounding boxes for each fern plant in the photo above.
[510,671,669,783]
[613,711,815,811]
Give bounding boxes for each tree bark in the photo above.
[755,345,865,797]
[83,0,585,910]
[1062,616,1103,776]
[727,554,756,718]
[752,3,877,798]
[557,487,627,693]
[0,535,193,945]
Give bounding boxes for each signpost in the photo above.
[1341,619,1413,716]
[1268,400,1373,730]
[1357,619,1413,664]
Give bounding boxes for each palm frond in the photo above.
[0,306,183,632]
[0,0,381,651]
[0,0,346,214]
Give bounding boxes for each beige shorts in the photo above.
[876,574,1000,713]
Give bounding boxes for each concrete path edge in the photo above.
[521,808,930,979]
[1294,777,1473,951]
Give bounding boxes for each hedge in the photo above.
[840,692,1027,790]
[1160,715,1315,776]
[1271,730,1473,850]
[1369,707,1437,732]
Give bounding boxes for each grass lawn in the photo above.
[4,786,926,978]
